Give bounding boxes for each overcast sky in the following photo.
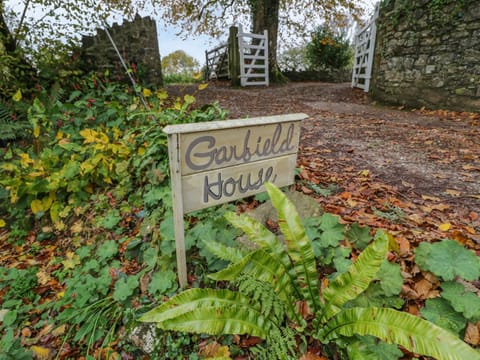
[6,0,378,66]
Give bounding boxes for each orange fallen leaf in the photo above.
[445,189,461,197]
[422,195,441,202]
[300,352,328,360]
[465,322,480,346]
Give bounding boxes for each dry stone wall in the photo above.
[370,0,480,111]
[81,15,162,87]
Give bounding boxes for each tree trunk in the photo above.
[0,1,36,98]
[251,0,286,83]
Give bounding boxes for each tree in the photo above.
[306,25,352,70]
[161,50,200,75]
[150,0,369,81]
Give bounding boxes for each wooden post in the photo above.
[228,26,240,87]
[166,133,188,288]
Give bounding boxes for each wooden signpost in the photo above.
[163,113,308,286]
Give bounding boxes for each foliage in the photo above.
[162,50,200,76]
[306,25,353,71]
[0,74,232,357]
[140,183,480,359]
[414,239,480,281]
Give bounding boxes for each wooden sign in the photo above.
[164,113,308,286]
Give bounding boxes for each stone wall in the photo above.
[81,15,162,87]
[370,0,480,111]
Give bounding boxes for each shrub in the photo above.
[306,26,352,70]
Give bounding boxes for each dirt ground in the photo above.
[170,81,480,235]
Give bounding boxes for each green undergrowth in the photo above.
[0,73,479,359]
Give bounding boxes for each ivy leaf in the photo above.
[113,275,138,302]
[319,213,345,247]
[414,239,480,281]
[148,270,178,296]
[347,223,372,250]
[441,281,480,322]
[97,240,118,262]
[420,298,467,336]
[377,260,403,296]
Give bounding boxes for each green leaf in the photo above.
[321,307,480,360]
[345,283,404,310]
[347,223,372,250]
[2,309,17,326]
[148,270,178,296]
[139,288,272,339]
[113,275,138,302]
[97,240,118,262]
[345,335,403,360]
[441,281,480,322]
[420,298,467,336]
[415,240,480,281]
[322,231,389,320]
[377,260,403,296]
[101,210,122,230]
[265,183,322,316]
[319,213,345,247]
[209,249,302,324]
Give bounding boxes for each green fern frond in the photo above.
[320,307,480,360]
[139,288,278,339]
[321,231,389,320]
[265,182,322,316]
[202,239,245,263]
[209,249,303,324]
[0,102,30,142]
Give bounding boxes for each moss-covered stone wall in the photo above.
[81,15,162,87]
[371,0,480,111]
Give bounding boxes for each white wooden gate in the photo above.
[351,5,379,92]
[205,42,229,80]
[238,25,269,86]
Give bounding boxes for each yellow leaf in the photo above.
[31,345,51,360]
[55,131,64,140]
[12,89,22,102]
[0,219,6,228]
[192,72,203,80]
[143,88,152,97]
[31,199,44,214]
[56,291,65,299]
[36,270,52,285]
[438,222,451,232]
[50,202,60,222]
[184,94,195,105]
[137,147,146,155]
[79,128,98,143]
[52,324,67,337]
[173,100,182,110]
[19,152,34,167]
[198,83,208,90]
[359,169,370,177]
[33,126,40,138]
[70,220,83,234]
[156,89,168,100]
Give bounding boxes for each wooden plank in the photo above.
[179,120,301,175]
[164,113,308,134]
[167,133,188,287]
[243,81,268,86]
[182,154,298,213]
[243,73,268,78]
